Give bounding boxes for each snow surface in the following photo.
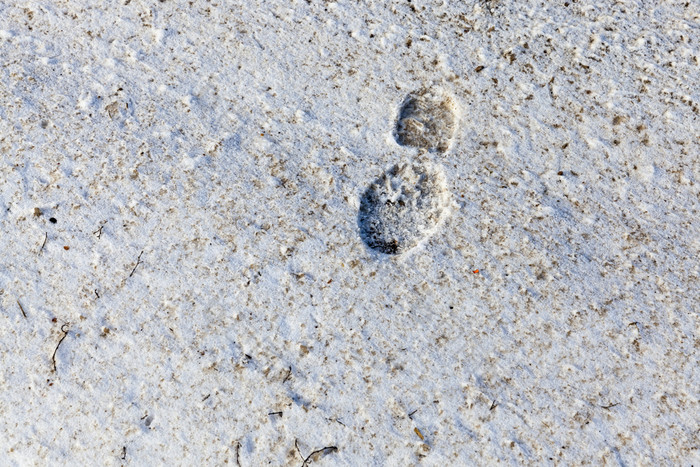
[0,0,698,465]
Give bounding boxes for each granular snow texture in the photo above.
[0,0,698,465]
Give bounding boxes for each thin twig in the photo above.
[236,441,241,467]
[94,224,104,238]
[40,232,47,252]
[295,440,305,462]
[17,300,27,319]
[283,366,292,383]
[121,446,126,460]
[304,446,338,466]
[52,324,70,372]
[295,439,338,466]
[408,409,418,420]
[268,411,283,417]
[129,250,144,277]
[490,400,498,411]
[600,402,619,410]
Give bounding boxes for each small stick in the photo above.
[295,440,304,462]
[52,324,70,372]
[295,439,338,466]
[17,300,27,319]
[40,232,47,252]
[414,427,425,441]
[94,224,104,238]
[283,366,292,383]
[235,441,241,467]
[490,400,498,411]
[121,446,126,460]
[268,411,283,417]
[600,402,619,410]
[129,250,144,277]
[408,409,418,420]
[303,446,338,466]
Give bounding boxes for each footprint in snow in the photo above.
[394,88,459,154]
[358,162,451,255]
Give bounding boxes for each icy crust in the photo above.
[358,163,451,254]
[395,88,459,153]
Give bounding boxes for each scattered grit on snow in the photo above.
[0,0,698,465]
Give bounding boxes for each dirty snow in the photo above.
[0,0,698,465]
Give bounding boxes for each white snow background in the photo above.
[0,0,698,465]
